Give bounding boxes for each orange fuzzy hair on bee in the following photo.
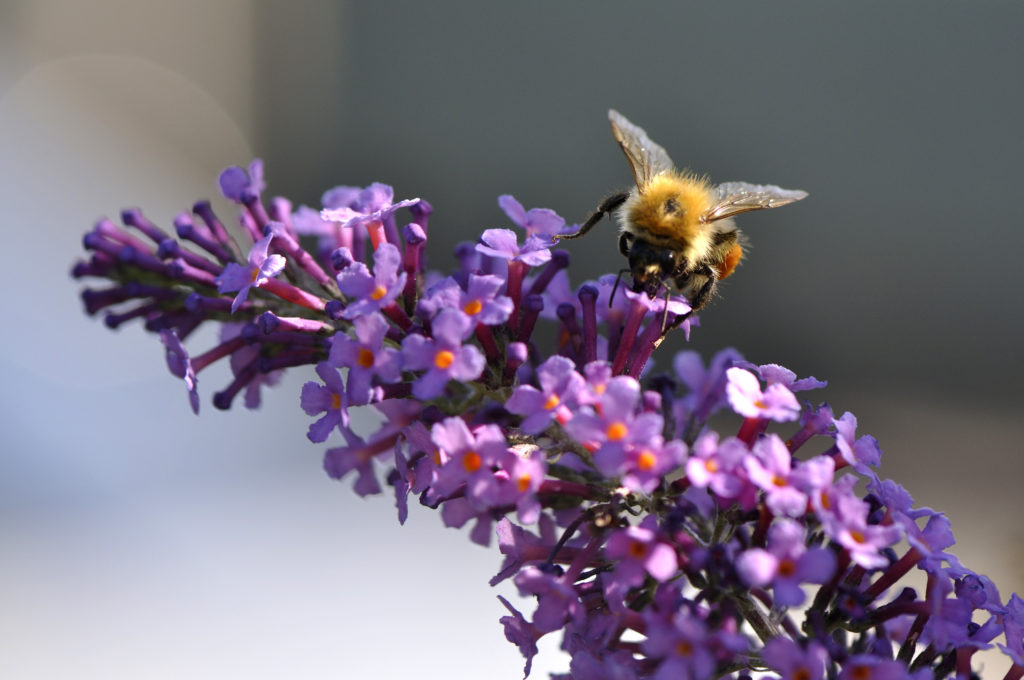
[626,172,714,244]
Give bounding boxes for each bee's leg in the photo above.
[555,192,630,240]
[675,264,718,312]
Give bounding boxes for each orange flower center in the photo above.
[636,450,657,471]
[675,640,693,657]
[516,473,532,493]
[778,558,796,577]
[772,474,788,487]
[705,459,719,473]
[434,350,455,369]
[370,284,388,301]
[849,530,866,545]
[543,394,560,411]
[628,540,648,559]
[462,451,482,473]
[606,421,628,441]
[463,299,483,315]
[849,665,871,680]
[357,348,375,368]
[330,394,342,410]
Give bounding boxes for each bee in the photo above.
[557,109,807,313]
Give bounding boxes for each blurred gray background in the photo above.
[2,1,1022,678]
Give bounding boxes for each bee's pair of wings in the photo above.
[608,109,808,224]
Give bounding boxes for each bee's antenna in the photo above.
[660,287,671,334]
[609,268,630,307]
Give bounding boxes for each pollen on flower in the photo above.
[606,421,628,441]
[434,350,455,369]
[849,665,871,680]
[357,348,375,368]
[636,449,657,472]
[462,450,482,473]
[463,299,483,315]
[331,393,341,410]
[772,474,788,488]
[778,559,796,578]
[849,530,866,545]
[628,540,648,559]
[543,394,560,411]
[370,284,388,301]
[705,459,719,473]
[516,473,531,493]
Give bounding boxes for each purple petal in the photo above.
[498,194,527,226]
[218,166,248,201]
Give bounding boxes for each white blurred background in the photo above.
[1,2,1022,678]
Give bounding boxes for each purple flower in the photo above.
[761,637,829,680]
[838,656,913,680]
[221,323,284,409]
[476,228,552,266]
[998,593,1024,666]
[505,355,585,434]
[320,182,419,238]
[514,565,584,634]
[739,361,827,393]
[817,480,903,569]
[620,437,687,494]
[327,312,401,405]
[604,519,678,590]
[735,518,837,606]
[498,194,570,238]
[159,329,199,414]
[563,375,664,477]
[641,608,717,680]
[323,428,384,497]
[622,285,692,319]
[401,310,485,399]
[429,417,510,500]
[218,158,265,201]
[496,447,547,524]
[725,366,801,422]
[300,362,349,443]
[744,434,809,517]
[685,432,757,510]
[833,411,882,468]
[490,516,559,586]
[336,242,407,319]
[416,274,513,325]
[496,596,540,678]
[214,233,286,313]
[673,347,744,423]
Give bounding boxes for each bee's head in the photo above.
[624,236,679,298]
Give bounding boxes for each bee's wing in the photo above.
[703,182,808,223]
[608,109,675,189]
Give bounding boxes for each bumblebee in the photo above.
[557,109,807,312]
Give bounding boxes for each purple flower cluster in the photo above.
[72,162,1023,680]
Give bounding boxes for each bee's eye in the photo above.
[664,198,681,215]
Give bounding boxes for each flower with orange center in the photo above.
[434,349,455,370]
[636,449,657,472]
[605,421,628,441]
[461,450,482,473]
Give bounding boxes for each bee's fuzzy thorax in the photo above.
[617,171,715,264]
